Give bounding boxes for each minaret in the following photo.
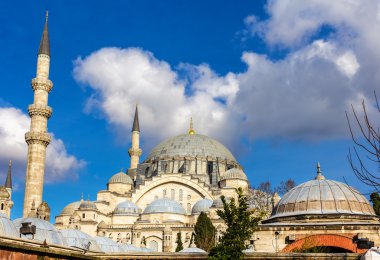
[5,160,12,197]
[23,11,53,217]
[0,160,13,218]
[128,105,142,169]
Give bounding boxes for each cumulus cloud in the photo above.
[0,107,85,184]
[74,48,240,148]
[74,0,380,149]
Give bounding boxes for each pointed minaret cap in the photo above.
[5,160,12,189]
[315,162,325,180]
[132,105,140,132]
[38,10,50,56]
[188,117,196,135]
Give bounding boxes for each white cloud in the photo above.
[74,0,380,149]
[74,48,239,149]
[0,107,85,184]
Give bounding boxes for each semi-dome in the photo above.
[211,196,230,208]
[269,164,376,221]
[192,198,213,214]
[0,212,19,238]
[108,171,133,185]
[61,229,101,252]
[13,217,67,246]
[144,198,186,214]
[145,134,236,162]
[220,168,247,181]
[114,201,140,215]
[79,200,97,210]
[60,201,81,215]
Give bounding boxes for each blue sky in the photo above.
[1,0,379,219]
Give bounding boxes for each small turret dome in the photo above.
[220,168,247,181]
[79,200,97,210]
[108,172,133,185]
[192,199,213,214]
[114,201,140,215]
[94,236,124,252]
[61,229,101,252]
[144,198,186,214]
[211,197,230,208]
[60,201,81,215]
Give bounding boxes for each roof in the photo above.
[108,171,133,185]
[94,236,124,252]
[38,11,50,56]
[220,168,247,181]
[192,198,213,214]
[0,212,19,238]
[144,197,186,214]
[61,229,101,252]
[60,201,81,215]
[114,201,140,215]
[79,200,97,210]
[145,134,236,162]
[269,171,376,220]
[13,217,67,246]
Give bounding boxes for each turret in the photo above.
[0,160,13,218]
[23,11,53,217]
[128,105,142,169]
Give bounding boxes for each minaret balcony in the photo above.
[128,148,142,157]
[31,77,53,92]
[25,131,51,146]
[28,105,52,118]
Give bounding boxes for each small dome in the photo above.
[61,229,101,252]
[146,134,236,162]
[180,245,206,253]
[119,243,145,252]
[0,212,19,238]
[108,172,133,185]
[144,198,186,214]
[60,201,81,215]
[94,236,123,252]
[114,201,140,215]
[13,217,67,246]
[192,199,213,214]
[211,197,230,208]
[79,200,97,211]
[269,166,376,221]
[220,168,247,181]
[0,186,10,199]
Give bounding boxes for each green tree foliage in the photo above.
[208,187,264,260]
[370,192,380,215]
[194,212,216,252]
[175,232,184,252]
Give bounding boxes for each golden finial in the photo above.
[81,192,84,201]
[8,160,12,166]
[315,162,325,180]
[188,117,196,135]
[45,10,49,22]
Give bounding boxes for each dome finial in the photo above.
[45,10,48,22]
[188,117,195,135]
[315,162,325,180]
[81,192,84,202]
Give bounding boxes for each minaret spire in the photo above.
[5,160,12,189]
[129,105,142,169]
[38,10,50,56]
[132,105,140,132]
[23,12,53,217]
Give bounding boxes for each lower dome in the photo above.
[143,198,186,214]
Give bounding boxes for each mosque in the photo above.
[0,13,380,257]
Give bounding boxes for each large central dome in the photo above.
[145,134,236,162]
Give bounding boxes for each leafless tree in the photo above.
[346,91,380,191]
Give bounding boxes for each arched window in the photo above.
[163,189,167,197]
[179,189,183,201]
[171,189,175,199]
[187,203,191,213]
[0,203,3,210]
[149,240,159,252]
[82,213,85,219]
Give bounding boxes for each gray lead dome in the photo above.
[270,178,376,219]
[144,198,186,214]
[145,134,236,162]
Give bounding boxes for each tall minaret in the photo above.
[23,11,53,217]
[128,105,142,169]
